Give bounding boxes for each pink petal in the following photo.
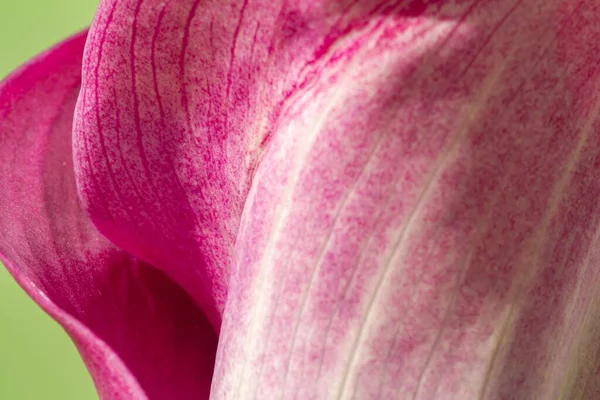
[211,1,600,399]
[0,32,216,400]
[73,0,433,328]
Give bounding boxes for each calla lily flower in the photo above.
[2,0,600,398]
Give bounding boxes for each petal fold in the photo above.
[0,32,216,400]
[73,0,439,327]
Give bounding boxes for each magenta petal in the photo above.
[73,0,434,327]
[213,1,600,399]
[0,33,216,399]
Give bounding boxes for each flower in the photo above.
[2,0,600,399]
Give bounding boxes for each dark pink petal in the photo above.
[74,0,435,328]
[211,1,600,399]
[0,32,216,400]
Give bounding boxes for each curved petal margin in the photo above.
[0,33,216,400]
[73,0,446,329]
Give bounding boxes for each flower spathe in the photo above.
[1,0,600,399]
[0,32,216,399]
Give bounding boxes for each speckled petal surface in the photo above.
[73,0,434,329]
[212,1,600,399]
[0,32,216,400]
[68,0,600,398]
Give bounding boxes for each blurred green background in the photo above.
[0,1,98,398]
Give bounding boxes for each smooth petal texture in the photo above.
[73,0,427,328]
[213,1,600,399]
[0,33,216,399]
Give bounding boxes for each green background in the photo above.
[0,1,98,398]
